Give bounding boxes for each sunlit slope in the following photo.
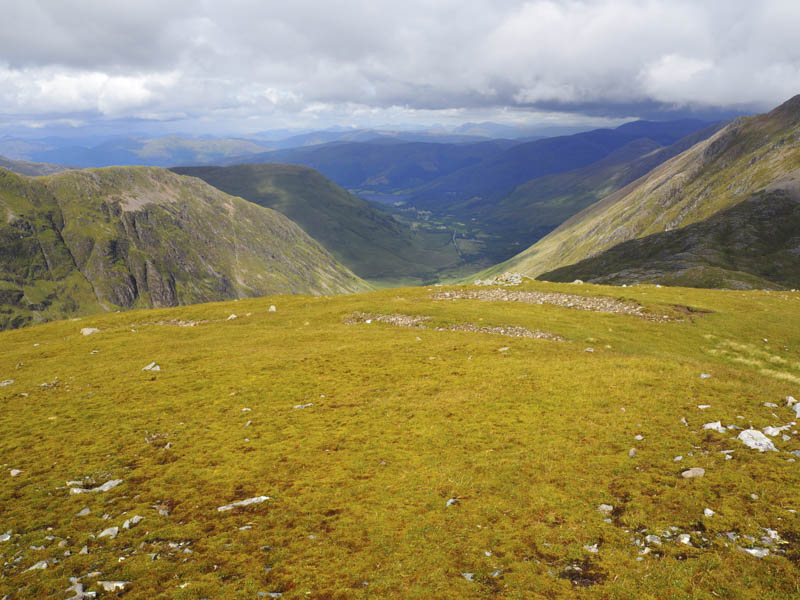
[1,281,799,598]
[173,164,466,284]
[0,166,366,329]
[485,95,800,280]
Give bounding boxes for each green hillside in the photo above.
[0,167,366,330]
[483,96,800,280]
[1,281,799,598]
[173,164,478,285]
[540,189,800,289]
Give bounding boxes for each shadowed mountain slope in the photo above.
[482,95,800,282]
[539,189,800,289]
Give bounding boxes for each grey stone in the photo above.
[98,582,129,592]
[597,504,613,515]
[98,527,119,539]
[681,467,705,478]
[217,495,272,512]
[738,429,778,452]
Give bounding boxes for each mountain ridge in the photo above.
[481,95,800,282]
[0,166,366,329]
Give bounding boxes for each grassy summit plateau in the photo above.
[1,280,799,598]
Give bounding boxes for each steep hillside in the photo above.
[540,189,800,289]
[408,119,711,212]
[0,155,69,176]
[482,122,726,245]
[1,281,799,598]
[486,95,800,280]
[0,167,365,329]
[173,164,473,284]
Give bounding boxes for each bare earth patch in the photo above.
[344,311,564,341]
[432,289,679,322]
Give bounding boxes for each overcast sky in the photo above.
[2,0,799,136]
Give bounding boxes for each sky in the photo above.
[1,0,799,138]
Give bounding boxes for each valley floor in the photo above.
[1,281,799,598]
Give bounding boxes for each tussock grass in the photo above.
[1,281,799,598]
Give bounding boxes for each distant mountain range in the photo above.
[485,95,800,290]
[0,167,365,329]
[0,155,70,176]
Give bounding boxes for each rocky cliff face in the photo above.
[0,167,367,329]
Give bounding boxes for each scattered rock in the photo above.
[0,379,14,387]
[65,581,96,599]
[473,272,524,286]
[142,362,161,372]
[597,504,614,515]
[703,421,726,434]
[572,279,584,284]
[10,469,21,477]
[0,531,11,542]
[787,396,797,407]
[293,403,313,409]
[738,429,778,452]
[269,305,277,312]
[79,545,88,554]
[763,425,791,437]
[764,402,778,408]
[584,543,599,553]
[98,527,119,539]
[680,417,688,426]
[434,288,674,322]
[741,547,769,558]
[81,327,100,336]
[681,467,705,478]
[461,572,475,582]
[700,373,712,379]
[678,534,691,545]
[227,314,238,320]
[628,448,637,458]
[217,495,272,512]
[645,535,661,546]
[585,347,594,353]
[98,581,129,592]
[704,508,716,517]
[26,560,48,571]
[446,498,459,507]
[697,405,711,410]
[123,515,143,529]
[70,479,123,494]
[634,434,644,440]
[674,456,683,462]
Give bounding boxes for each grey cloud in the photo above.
[1,0,799,131]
